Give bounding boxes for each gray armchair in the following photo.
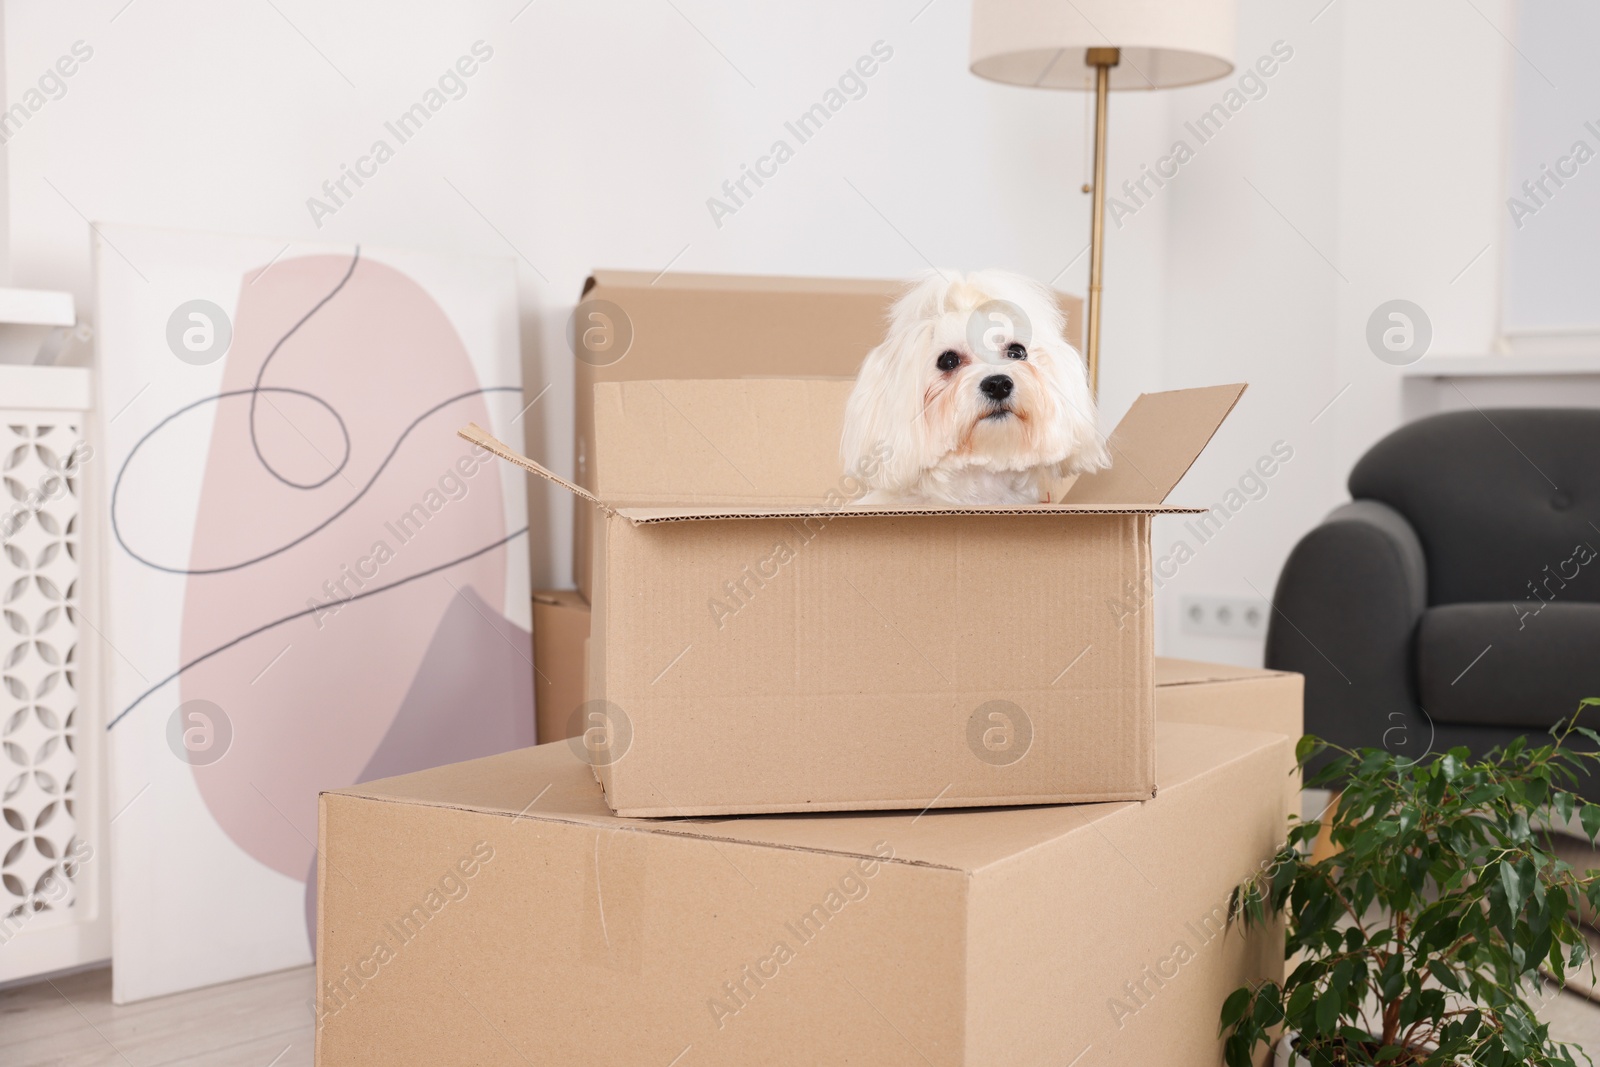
[1265,408,1600,795]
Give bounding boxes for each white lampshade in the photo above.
[970,0,1236,91]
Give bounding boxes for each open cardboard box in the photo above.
[524,605,1305,816]
[569,271,1084,601]
[463,378,1245,817]
[315,721,1289,1066]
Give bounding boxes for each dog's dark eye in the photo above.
[1005,342,1027,360]
[935,350,961,372]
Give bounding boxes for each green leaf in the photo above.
[1304,765,1344,791]
[1582,802,1600,843]
[1223,1030,1255,1067]
[1314,989,1341,1034]
[1285,981,1316,1021]
[1295,734,1322,766]
[1251,983,1282,1026]
[1219,986,1251,1030]
[1500,857,1530,916]
[1428,959,1464,993]
[1426,769,1449,806]
[1328,958,1354,998]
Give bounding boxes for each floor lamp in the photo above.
[970,0,1237,397]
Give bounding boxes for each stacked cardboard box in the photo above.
[317,273,1299,1066]
[317,723,1288,1066]
[530,589,589,745]
[466,376,1245,815]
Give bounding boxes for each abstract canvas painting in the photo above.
[94,227,532,1002]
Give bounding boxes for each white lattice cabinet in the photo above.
[0,364,107,983]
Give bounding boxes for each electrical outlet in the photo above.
[1179,595,1269,639]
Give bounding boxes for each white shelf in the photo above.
[0,365,92,410]
[0,288,75,327]
[1402,354,1600,378]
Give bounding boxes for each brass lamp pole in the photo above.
[968,0,1237,401]
[1081,47,1119,397]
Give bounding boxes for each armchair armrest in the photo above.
[1265,500,1429,763]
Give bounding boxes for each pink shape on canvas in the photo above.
[179,253,510,880]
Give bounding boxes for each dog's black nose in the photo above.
[980,375,1013,401]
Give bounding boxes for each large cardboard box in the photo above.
[315,721,1289,1067]
[463,379,1244,817]
[569,271,1085,601]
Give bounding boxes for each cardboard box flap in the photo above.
[332,723,1286,874]
[1064,383,1248,505]
[458,416,1205,523]
[459,422,616,516]
[594,378,850,503]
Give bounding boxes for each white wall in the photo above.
[1151,0,1513,666]
[1501,0,1600,335]
[4,0,1517,666]
[2,0,1172,593]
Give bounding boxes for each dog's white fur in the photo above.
[842,270,1107,505]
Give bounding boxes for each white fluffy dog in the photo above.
[842,270,1107,505]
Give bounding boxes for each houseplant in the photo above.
[1221,703,1600,1067]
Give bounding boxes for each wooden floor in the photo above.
[4,962,1598,1065]
[2,965,314,1067]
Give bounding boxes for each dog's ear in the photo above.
[844,271,962,489]
[1047,342,1109,474]
[842,315,938,492]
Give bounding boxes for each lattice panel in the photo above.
[1,420,82,927]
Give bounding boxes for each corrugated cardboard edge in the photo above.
[1138,515,1158,802]
[615,502,1206,522]
[460,421,1208,522]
